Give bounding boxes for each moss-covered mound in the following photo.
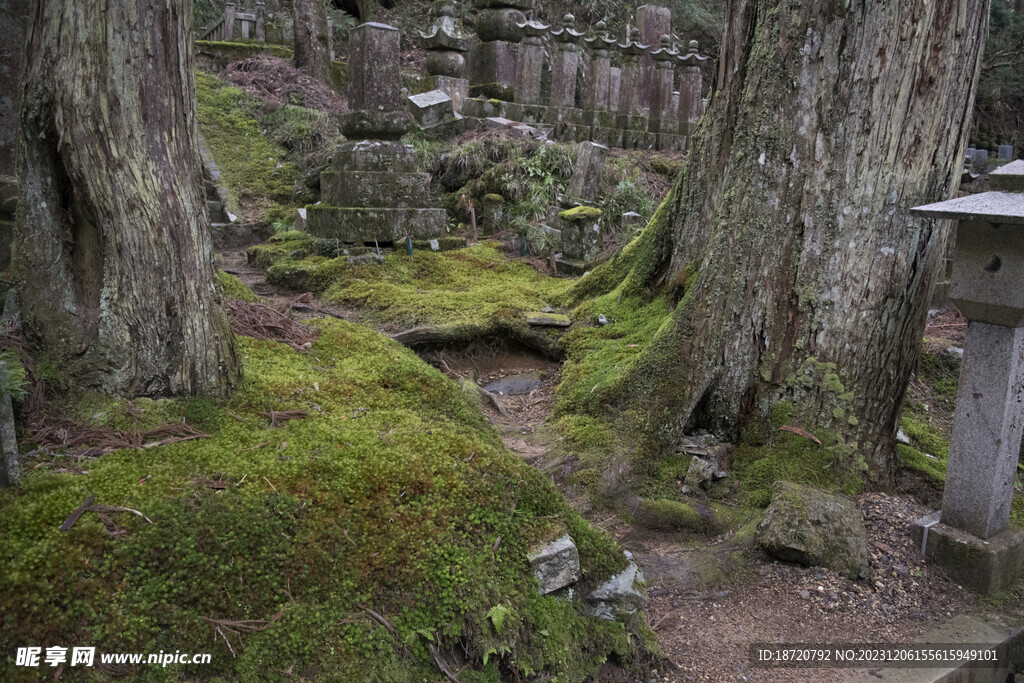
[1,320,653,680]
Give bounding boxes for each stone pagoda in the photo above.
[306,23,446,245]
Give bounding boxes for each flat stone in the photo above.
[349,252,385,265]
[481,372,542,395]
[756,481,870,580]
[408,89,455,128]
[306,206,447,242]
[294,207,307,231]
[911,190,1024,225]
[526,312,571,327]
[582,555,646,620]
[527,534,580,594]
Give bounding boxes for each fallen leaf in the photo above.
[779,425,822,445]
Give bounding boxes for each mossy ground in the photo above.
[1,318,653,681]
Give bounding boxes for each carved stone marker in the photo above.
[549,14,584,109]
[515,19,548,105]
[469,0,530,100]
[419,0,472,111]
[583,21,615,112]
[999,145,1015,161]
[563,141,609,207]
[307,23,446,243]
[676,40,706,137]
[909,160,1024,593]
[637,5,671,115]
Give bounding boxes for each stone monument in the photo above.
[469,0,531,100]
[909,160,1024,593]
[418,0,472,111]
[637,5,671,115]
[548,14,585,110]
[515,19,549,106]
[676,40,706,138]
[306,23,446,244]
[649,36,678,148]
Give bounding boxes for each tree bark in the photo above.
[293,0,333,86]
[582,0,989,484]
[15,0,239,398]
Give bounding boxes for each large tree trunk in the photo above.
[293,0,333,86]
[15,0,239,398]
[583,0,989,484]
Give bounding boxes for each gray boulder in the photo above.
[756,481,869,580]
[582,552,647,620]
[683,455,718,490]
[527,535,580,595]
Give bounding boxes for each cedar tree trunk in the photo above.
[294,0,333,86]
[583,0,989,484]
[15,0,239,398]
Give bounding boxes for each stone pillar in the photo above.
[549,14,584,108]
[677,40,705,136]
[608,67,621,111]
[308,23,446,243]
[563,141,609,206]
[420,0,472,111]
[583,21,615,112]
[637,5,671,115]
[224,2,236,40]
[908,161,1024,593]
[255,1,266,41]
[515,19,549,105]
[469,0,531,101]
[649,36,677,135]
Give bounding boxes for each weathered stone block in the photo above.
[332,140,419,174]
[435,75,469,112]
[321,171,431,208]
[347,23,403,113]
[912,512,1024,593]
[305,206,448,242]
[526,535,580,594]
[461,97,505,119]
[756,481,870,580]
[470,40,519,100]
[526,312,572,327]
[407,89,455,128]
[582,553,646,620]
[565,141,609,206]
[339,110,413,141]
[557,206,603,261]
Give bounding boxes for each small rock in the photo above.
[799,590,810,600]
[683,456,718,490]
[527,312,572,327]
[597,314,609,325]
[541,306,555,313]
[896,429,911,445]
[756,481,870,580]
[349,252,385,265]
[945,346,964,359]
[582,557,646,620]
[482,373,543,396]
[715,471,728,479]
[527,535,580,595]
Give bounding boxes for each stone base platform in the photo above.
[911,511,1024,594]
[554,256,588,277]
[305,206,448,243]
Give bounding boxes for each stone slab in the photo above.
[407,89,455,128]
[461,97,505,119]
[332,140,419,174]
[565,141,609,205]
[320,171,431,208]
[526,312,572,327]
[526,534,580,595]
[306,206,447,242]
[912,512,1024,594]
[911,191,1024,225]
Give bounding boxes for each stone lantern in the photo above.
[616,28,650,148]
[676,40,707,138]
[418,0,472,111]
[649,35,679,149]
[548,14,585,111]
[909,160,1024,593]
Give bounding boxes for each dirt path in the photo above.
[222,246,1013,682]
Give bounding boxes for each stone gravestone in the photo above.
[676,40,706,137]
[637,5,671,116]
[418,0,472,112]
[909,160,1024,593]
[583,21,615,112]
[469,0,530,100]
[999,145,1014,161]
[608,67,622,112]
[563,141,609,207]
[515,19,548,106]
[649,36,678,148]
[548,15,585,109]
[306,23,446,244]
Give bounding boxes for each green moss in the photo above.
[558,206,603,222]
[195,71,300,205]
[0,320,650,680]
[897,444,947,486]
[731,430,861,508]
[217,271,261,302]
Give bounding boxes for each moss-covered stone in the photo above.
[756,481,870,580]
[558,205,603,222]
